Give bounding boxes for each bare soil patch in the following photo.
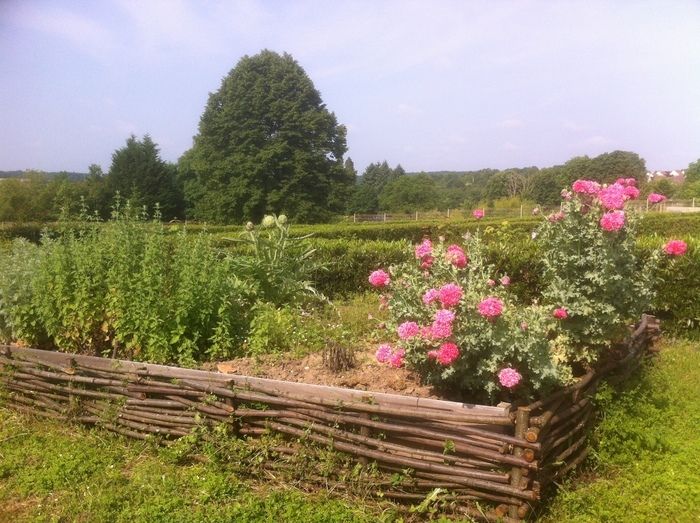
[209,347,438,398]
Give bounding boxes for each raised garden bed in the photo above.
[0,315,658,521]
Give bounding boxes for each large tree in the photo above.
[180,50,350,223]
[106,135,183,220]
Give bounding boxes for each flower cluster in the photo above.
[367,234,566,400]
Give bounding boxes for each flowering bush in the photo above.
[536,179,662,363]
[369,234,571,401]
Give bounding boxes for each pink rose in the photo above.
[553,307,568,319]
[415,239,433,259]
[430,320,453,339]
[500,275,511,286]
[445,244,468,268]
[375,344,393,363]
[368,269,391,287]
[420,255,434,269]
[663,239,688,256]
[623,186,640,200]
[428,342,460,366]
[397,321,420,340]
[598,183,626,210]
[498,367,522,388]
[422,288,439,305]
[572,179,601,195]
[478,297,504,320]
[472,209,485,219]
[547,211,565,222]
[434,309,455,324]
[648,193,666,204]
[438,283,463,308]
[600,210,625,232]
[388,348,406,368]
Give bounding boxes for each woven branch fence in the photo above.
[0,314,658,521]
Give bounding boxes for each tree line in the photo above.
[2,50,700,223]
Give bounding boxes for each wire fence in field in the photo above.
[346,199,699,223]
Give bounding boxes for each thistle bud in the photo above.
[261,215,275,228]
[245,221,254,231]
[278,214,288,225]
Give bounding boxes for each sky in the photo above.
[1,0,699,175]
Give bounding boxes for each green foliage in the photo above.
[105,134,184,220]
[0,409,378,523]
[180,50,350,223]
[542,339,700,522]
[374,234,571,402]
[537,187,658,360]
[227,214,324,306]
[378,174,440,213]
[349,161,406,213]
[0,204,253,363]
[686,158,700,184]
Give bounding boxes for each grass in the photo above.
[1,338,698,522]
[541,338,700,522]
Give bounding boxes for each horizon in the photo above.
[1,1,699,175]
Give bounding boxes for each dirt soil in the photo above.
[207,347,440,398]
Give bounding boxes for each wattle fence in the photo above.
[0,315,659,521]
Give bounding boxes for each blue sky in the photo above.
[1,0,699,174]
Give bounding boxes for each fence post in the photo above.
[383,213,386,222]
[509,406,531,519]
[353,213,356,223]
[646,200,649,212]
[415,211,418,221]
[520,204,523,218]
[447,208,450,218]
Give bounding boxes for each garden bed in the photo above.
[0,315,658,521]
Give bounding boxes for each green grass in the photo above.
[0,411,380,523]
[541,338,700,522]
[1,338,698,522]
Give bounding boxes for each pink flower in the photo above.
[438,283,463,308]
[520,321,528,331]
[422,288,439,305]
[500,275,511,286]
[397,321,420,340]
[389,348,406,368]
[472,209,485,219]
[625,177,637,186]
[572,179,601,195]
[434,309,455,324]
[428,342,460,366]
[623,185,640,200]
[663,239,688,256]
[553,307,568,319]
[487,279,496,287]
[498,367,522,388]
[430,320,453,339]
[547,211,565,222]
[600,210,626,232]
[478,297,504,320]
[560,189,572,201]
[369,269,391,287]
[648,193,666,204]
[598,183,626,210]
[420,255,434,269]
[375,344,393,363]
[420,326,432,338]
[415,239,433,259]
[445,244,468,268]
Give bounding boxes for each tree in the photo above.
[378,174,439,213]
[180,50,349,223]
[348,161,405,213]
[686,159,700,184]
[105,135,184,220]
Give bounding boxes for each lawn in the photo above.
[1,338,698,522]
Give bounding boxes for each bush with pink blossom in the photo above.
[369,234,572,401]
[536,179,660,362]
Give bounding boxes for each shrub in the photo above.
[0,205,254,364]
[370,234,571,402]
